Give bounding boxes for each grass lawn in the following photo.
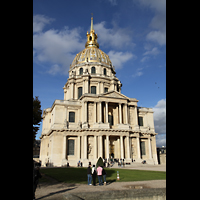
[40,167,166,184]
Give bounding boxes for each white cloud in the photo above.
[143,47,160,56]
[132,67,144,77]
[108,0,118,6]
[94,21,135,49]
[139,0,166,46]
[33,14,55,33]
[140,56,149,63]
[33,15,85,75]
[152,98,166,146]
[108,51,136,69]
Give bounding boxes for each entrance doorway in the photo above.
[109,144,114,159]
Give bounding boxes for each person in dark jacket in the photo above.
[87,163,92,185]
[102,166,107,185]
[33,162,42,200]
[92,165,97,186]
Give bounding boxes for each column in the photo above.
[124,103,128,124]
[94,102,96,123]
[62,135,66,159]
[84,101,87,123]
[83,135,87,159]
[99,101,102,123]
[148,137,152,159]
[105,101,108,123]
[120,136,124,159]
[106,135,109,159]
[71,82,74,99]
[136,136,141,159]
[94,135,97,160]
[81,136,84,159]
[126,136,131,160]
[98,135,102,158]
[83,80,85,94]
[134,106,138,125]
[77,135,80,160]
[119,103,122,124]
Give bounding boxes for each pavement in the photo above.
[35,164,166,200]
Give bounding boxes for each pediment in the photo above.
[101,90,129,99]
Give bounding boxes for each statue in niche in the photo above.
[87,143,92,154]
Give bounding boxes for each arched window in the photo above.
[91,66,96,74]
[91,86,96,94]
[104,68,107,76]
[79,68,83,75]
[69,112,75,123]
[78,87,82,99]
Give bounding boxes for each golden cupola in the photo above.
[70,16,113,69]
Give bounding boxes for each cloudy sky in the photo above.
[33,0,166,147]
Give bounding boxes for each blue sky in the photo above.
[33,0,166,147]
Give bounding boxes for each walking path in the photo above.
[35,164,166,200]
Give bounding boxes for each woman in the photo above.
[92,165,97,186]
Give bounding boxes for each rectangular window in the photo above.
[67,140,74,155]
[108,115,113,126]
[78,87,82,99]
[140,141,146,155]
[69,112,75,122]
[138,117,143,126]
[91,86,96,94]
[104,87,108,93]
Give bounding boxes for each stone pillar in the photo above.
[81,136,84,159]
[148,137,152,159]
[136,136,141,159]
[120,136,124,159]
[71,82,74,99]
[94,135,97,160]
[106,135,109,160]
[98,135,103,158]
[134,106,138,125]
[94,102,97,123]
[119,103,122,124]
[62,135,66,159]
[83,135,87,159]
[124,103,128,124]
[99,101,102,123]
[105,101,108,123]
[84,101,87,123]
[77,135,80,160]
[126,136,131,161]
[83,80,85,94]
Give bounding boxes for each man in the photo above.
[33,162,42,200]
[92,165,97,186]
[87,163,92,185]
[96,164,103,186]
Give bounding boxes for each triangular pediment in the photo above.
[100,90,129,99]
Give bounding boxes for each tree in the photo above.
[33,96,42,144]
[96,157,104,168]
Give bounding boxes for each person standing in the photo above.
[96,164,103,186]
[87,163,92,185]
[102,167,107,186]
[92,165,97,186]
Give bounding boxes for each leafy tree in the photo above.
[33,96,42,144]
[96,157,104,168]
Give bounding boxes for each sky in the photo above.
[33,0,166,147]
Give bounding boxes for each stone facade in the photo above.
[39,17,158,167]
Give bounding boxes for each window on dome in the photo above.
[78,87,82,99]
[91,67,96,74]
[79,68,83,75]
[91,86,96,94]
[90,36,92,41]
[104,68,107,76]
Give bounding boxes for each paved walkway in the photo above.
[35,164,166,200]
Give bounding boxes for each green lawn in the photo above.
[40,167,166,184]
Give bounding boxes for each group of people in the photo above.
[87,164,107,186]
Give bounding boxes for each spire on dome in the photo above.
[85,14,99,48]
[90,13,93,32]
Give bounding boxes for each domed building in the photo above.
[39,17,158,167]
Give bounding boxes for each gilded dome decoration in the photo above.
[70,16,113,69]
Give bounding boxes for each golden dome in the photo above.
[71,47,112,68]
[70,16,112,69]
